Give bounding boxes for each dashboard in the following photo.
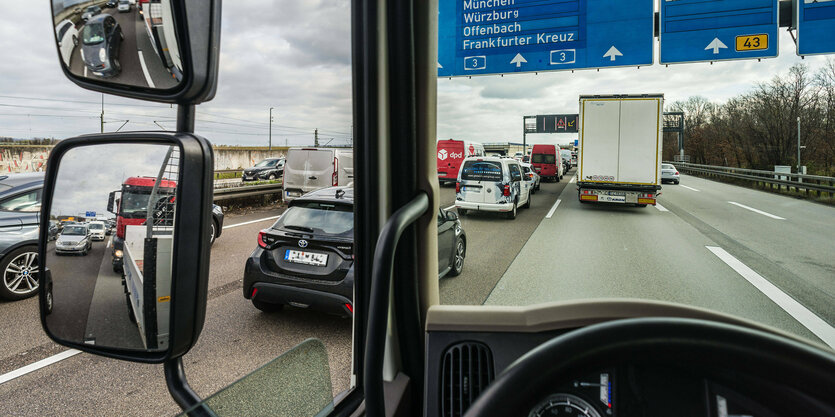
[423,301,835,417]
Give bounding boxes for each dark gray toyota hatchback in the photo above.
[244,186,466,317]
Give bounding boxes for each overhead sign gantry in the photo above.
[438,0,655,77]
[797,0,835,56]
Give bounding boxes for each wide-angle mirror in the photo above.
[51,0,183,90]
[43,142,181,352]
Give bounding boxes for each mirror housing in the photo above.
[445,211,459,222]
[39,132,214,363]
[50,0,221,104]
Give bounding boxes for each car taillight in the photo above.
[503,185,510,196]
[455,182,461,193]
[675,171,679,175]
[333,158,338,186]
[257,231,268,248]
[258,230,277,248]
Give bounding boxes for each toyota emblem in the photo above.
[298,240,309,248]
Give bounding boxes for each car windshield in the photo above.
[273,202,353,236]
[81,23,104,45]
[62,226,86,236]
[531,154,556,164]
[89,223,103,229]
[254,159,277,167]
[85,6,97,13]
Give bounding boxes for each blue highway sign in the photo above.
[86,211,96,218]
[660,0,779,65]
[797,0,835,56]
[438,0,654,77]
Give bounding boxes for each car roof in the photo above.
[291,186,354,206]
[0,173,44,196]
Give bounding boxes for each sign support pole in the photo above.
[522,117,526,154]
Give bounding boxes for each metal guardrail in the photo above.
[666,161,835,198]
[212,182,283,202]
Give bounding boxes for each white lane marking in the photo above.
[728,201,785,220]
[569,176,576,184]
[137,50,155,88]
[654,202,669,212]
[0,349,81,385]
[546,199,561,219]
[707,246,835,349]
[106,239,111,248]
[680,185,700,192]
[222,215,281,230]
[443,205,456,211]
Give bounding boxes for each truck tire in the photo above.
[253,299,284,313]
[458,209,467,216]
[636,204,648,208]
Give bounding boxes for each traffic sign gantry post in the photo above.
[660,0,779,65]
[438,0,654,77]
[797,0,835,56]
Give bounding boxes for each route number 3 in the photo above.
[736,34,768,51]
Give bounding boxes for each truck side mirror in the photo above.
[39,133,214,363]
[50,0,221,104]
[107,191,117,214]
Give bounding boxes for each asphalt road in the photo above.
[1,171,833,415]
[67,7,177,89]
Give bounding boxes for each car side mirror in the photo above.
[50,0,221,104]
[512,173,522,182]
[445,211,459,221]
[39,133,214,363]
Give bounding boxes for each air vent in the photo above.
[440,341,495,417]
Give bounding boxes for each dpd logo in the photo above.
[438,149,448,160]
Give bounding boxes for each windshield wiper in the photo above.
[283,225,315,233]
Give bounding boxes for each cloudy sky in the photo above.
[51,143,169,217]
[0,1,832,148]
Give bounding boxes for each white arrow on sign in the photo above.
[437,62,443,69]
[510,53,527,68]
[603,46,623,61]
[705,38,728,54]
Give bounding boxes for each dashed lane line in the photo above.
[728,201,785,220]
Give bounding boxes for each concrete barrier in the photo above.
[0,144,293,173]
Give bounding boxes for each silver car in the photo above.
[0,173,43,301]
[661,163,680,184]
[521,162,541,193]
[56,224,93,256]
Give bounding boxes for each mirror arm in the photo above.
[164,357,214,416]
[177,104,196,133]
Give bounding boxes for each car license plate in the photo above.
[598,195,626,203]
[284,250,328,267]
[286,191,301,197]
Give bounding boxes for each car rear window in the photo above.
[531,154,556,164]
[460,160,502,181]
[273,202,353,236]
[662,164,675,169]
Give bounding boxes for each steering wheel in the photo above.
[464,317,835,417]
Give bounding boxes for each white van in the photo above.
[454,156,532,220]
[283,148,354,201]
[88,221,106,241]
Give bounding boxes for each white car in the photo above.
[118,0,131,12]
[87,221,106,241]
[455,156,532,219]
[521,162,540,194]
[54,20,78,67]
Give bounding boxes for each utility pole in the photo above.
[797,116,801,174]
[269,107,274,152]
[522,116,526,152]
[100,95,104,133]
[314,129,319,147]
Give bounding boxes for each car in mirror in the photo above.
[39,133,214,362]
[50,0,221,104]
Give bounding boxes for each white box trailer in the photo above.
[123,225,173,350]
[577,94,663,206]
